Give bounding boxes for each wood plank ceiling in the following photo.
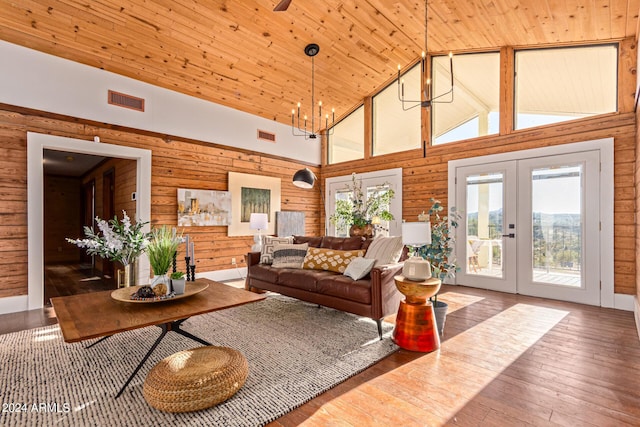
[0,0,637,126]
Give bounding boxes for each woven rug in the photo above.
[0,295,397,426]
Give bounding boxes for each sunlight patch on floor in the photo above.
[319,303,569,425]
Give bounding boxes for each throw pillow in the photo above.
[260,236,293,264]
[364,235,403,266]
[343,257,376,281]
[302,247,365,273]
[271,243,309,269]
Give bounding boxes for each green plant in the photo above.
[329,173,395,230]
[170,271,185,280]
[147,226,182,276]
[66,211,149,266]
[415,197,461,284]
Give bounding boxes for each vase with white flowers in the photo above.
[66,211,150,287]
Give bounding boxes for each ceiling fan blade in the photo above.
[273,0,292,12]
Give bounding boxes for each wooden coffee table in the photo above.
[50,279,265,398]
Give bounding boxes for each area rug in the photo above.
[0,295,397,426]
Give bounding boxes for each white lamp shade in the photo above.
[402,221,431,246]
[249,213,268,230]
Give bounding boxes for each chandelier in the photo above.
[291,43,335,139]
[397,0,454,110]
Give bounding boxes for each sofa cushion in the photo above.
[320,236,364,250]
[302,248,365,273]
[277,268,336,292]
[343,257,376,280]
[364,236,403,266]
[248,264,281,284]
[271,243,308,268]
[316,275,372,304]
[293,235,323,248]
[260,236,293,264]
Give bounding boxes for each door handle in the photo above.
[502,233,515,238]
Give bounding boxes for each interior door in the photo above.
[102,168,115,278]
[455,161,517,293]
[81,179,95,266]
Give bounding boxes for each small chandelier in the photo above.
[397,0,454,110]
[291,43,335,139]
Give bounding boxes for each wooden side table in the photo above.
[392,275,442,352]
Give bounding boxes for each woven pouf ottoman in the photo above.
[143,346,248,413]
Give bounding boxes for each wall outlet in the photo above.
[231,257,236,265]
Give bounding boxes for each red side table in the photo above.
[392,275,442,352]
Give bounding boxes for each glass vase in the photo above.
[117,261,137,288]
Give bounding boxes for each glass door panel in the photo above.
[465,173,504,278]
[531,165,582,287]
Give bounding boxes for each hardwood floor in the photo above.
[44,262,116,303]
[0,284,638,426]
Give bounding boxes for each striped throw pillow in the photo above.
[364,236,403,266]
[271,243,309,269]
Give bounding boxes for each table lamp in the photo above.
[402,221,432,281]
[249,213,268,252]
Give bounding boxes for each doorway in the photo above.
[448,139,613,307]
[26,132,152,312]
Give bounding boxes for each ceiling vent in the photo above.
[108,90,145,112]
[257,130,276,143]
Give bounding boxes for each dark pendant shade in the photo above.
[292,168,317,189]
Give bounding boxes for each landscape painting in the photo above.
[177,189,231,227]
[228,172,281,236]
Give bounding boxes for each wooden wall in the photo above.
[322,39,638,297]
[0,108,321,298]
[322,113,636,295]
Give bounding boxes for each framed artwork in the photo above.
[177,188,231,226]
[276,211,305,237]
[228,172,281,236]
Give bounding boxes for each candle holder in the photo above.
[185,257,191,281]
[172,251,177,274]
[189,264,196,282]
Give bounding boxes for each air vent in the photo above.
[108,90,145,112]
[257,129,276,143]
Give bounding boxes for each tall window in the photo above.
[373,63,421,156]
[432,52,500,145]
[326,168,403,237]
[328,105,365,164]
[515,45,617,130]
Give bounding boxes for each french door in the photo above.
[454,150,601,305]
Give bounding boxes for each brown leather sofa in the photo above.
[245,235,404,339]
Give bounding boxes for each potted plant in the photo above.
[147,226,182,295]
[415,198,461,335]
[66,210,150,287]
[329,173,395,237]
[170,271,186,295]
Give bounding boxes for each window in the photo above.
[328,105,364,164]
[326,168,403,237]
[373,63,421,156]
[432,52,500,145]
[515,45,617,130]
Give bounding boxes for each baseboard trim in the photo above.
[614,293,635,311]
[0,295,28,315]
[196,267,247,283]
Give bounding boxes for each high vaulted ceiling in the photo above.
[0,0,638,126]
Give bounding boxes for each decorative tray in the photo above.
[110,281,209,303]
